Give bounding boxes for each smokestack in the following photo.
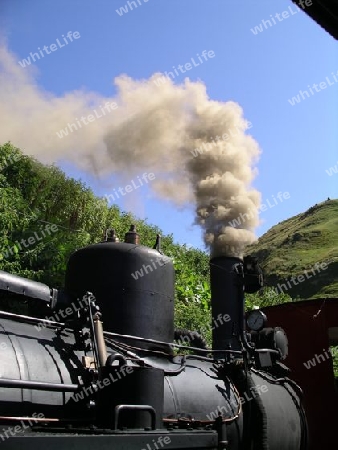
[210,255,263,356]
[210,256,245,354]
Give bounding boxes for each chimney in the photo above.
[210,255,263,356]
[210,256,245,355]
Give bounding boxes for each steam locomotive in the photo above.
[0,226,308,449]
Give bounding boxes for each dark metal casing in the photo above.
[98,366,164,430]
[210,257,244,353]
[65,242,175,345]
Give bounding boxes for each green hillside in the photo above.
[0,142,212,339]
[2,142,336,344]
[247,199,338,299]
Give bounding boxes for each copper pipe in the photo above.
[94,317,108,367]
[0,416,92,423]
[0,416,59,422]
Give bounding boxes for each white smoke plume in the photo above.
[0,45,261,257]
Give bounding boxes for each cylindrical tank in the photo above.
[163,359,244,448]
[249,371,306,450]
[65,242,175,345]
[0,315,85,418]
[210,257,244,352]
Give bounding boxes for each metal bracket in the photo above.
[114,404,156,430]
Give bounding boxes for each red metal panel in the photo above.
[262,299,338,449]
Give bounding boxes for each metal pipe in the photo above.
[0,270,52,304]
[87,297,100,372]
[0,310,64,327]
[0,378,79,392]
[210,257,244,354]
[94,318,108,367]
[0,416,59,422]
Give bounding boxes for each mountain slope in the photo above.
[247,199,338,299]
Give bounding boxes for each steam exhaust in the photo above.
[0,45,261,258]
[210,255,263,354]
[210,256,244,353]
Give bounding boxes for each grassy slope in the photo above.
[247,199,338,299]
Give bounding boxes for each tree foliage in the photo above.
[0,142,293,343]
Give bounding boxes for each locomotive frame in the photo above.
[0,227,308,450]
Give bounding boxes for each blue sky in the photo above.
[1,0,337,251]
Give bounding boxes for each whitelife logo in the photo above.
[153,50,215,87]
[228,191,290,228]
[190,122,252,158]
[18,32,81,68]
[0,413,45,442]
[274,262,328,295]
[56,102,118,139]
[288,70,338,106]
[72,366,134,402]
[206,384,268,420]
[303,347,338,369]
[0,224,58,261]
[131,257,167,280]
[141,436,171,450]
[34,293,94,332]
[105,172,155,204]
[250,1,312,35]
[116,0,149,17]
[171,313,230,350]
[326,161,338,176]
